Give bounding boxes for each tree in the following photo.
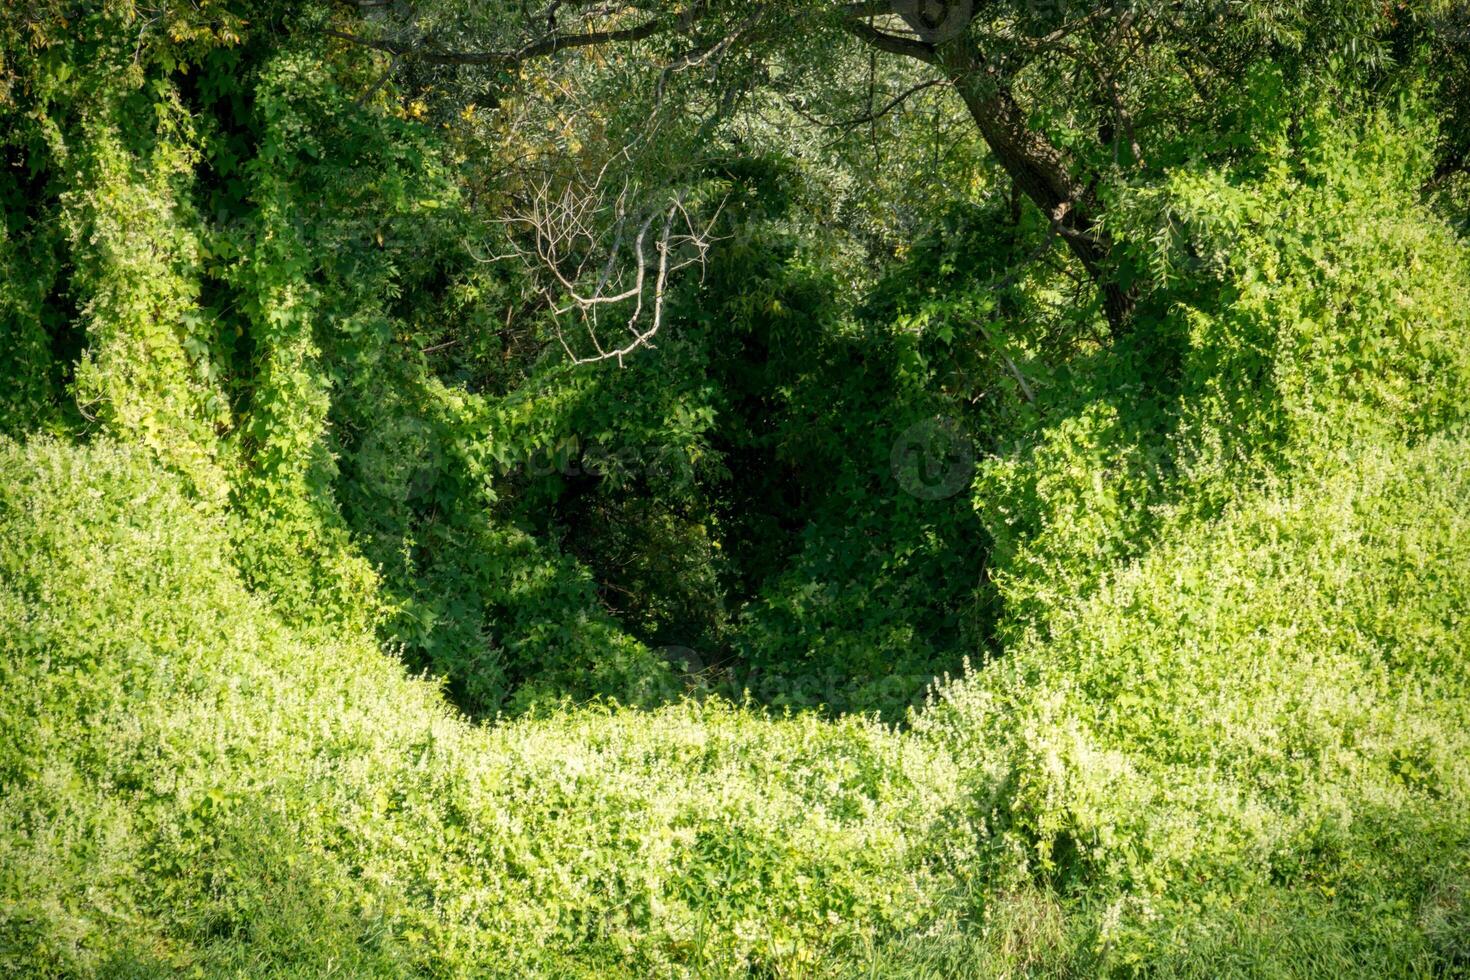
[327,0,1408,340]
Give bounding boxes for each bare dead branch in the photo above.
[492,172,722,367]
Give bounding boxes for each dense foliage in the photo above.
[2,1,1468,975]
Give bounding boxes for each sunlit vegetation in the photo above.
[2,2,1468,975]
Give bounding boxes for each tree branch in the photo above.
[497,175,722,367]
[840,17,937,63]
[324,11,676,70]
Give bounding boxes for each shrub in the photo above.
[917,104,1470,970]
[0,437,960,977]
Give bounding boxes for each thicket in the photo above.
[2,1,1468,975]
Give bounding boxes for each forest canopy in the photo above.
[2,1,1469,975]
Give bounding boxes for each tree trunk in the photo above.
[934,37,1134,335]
